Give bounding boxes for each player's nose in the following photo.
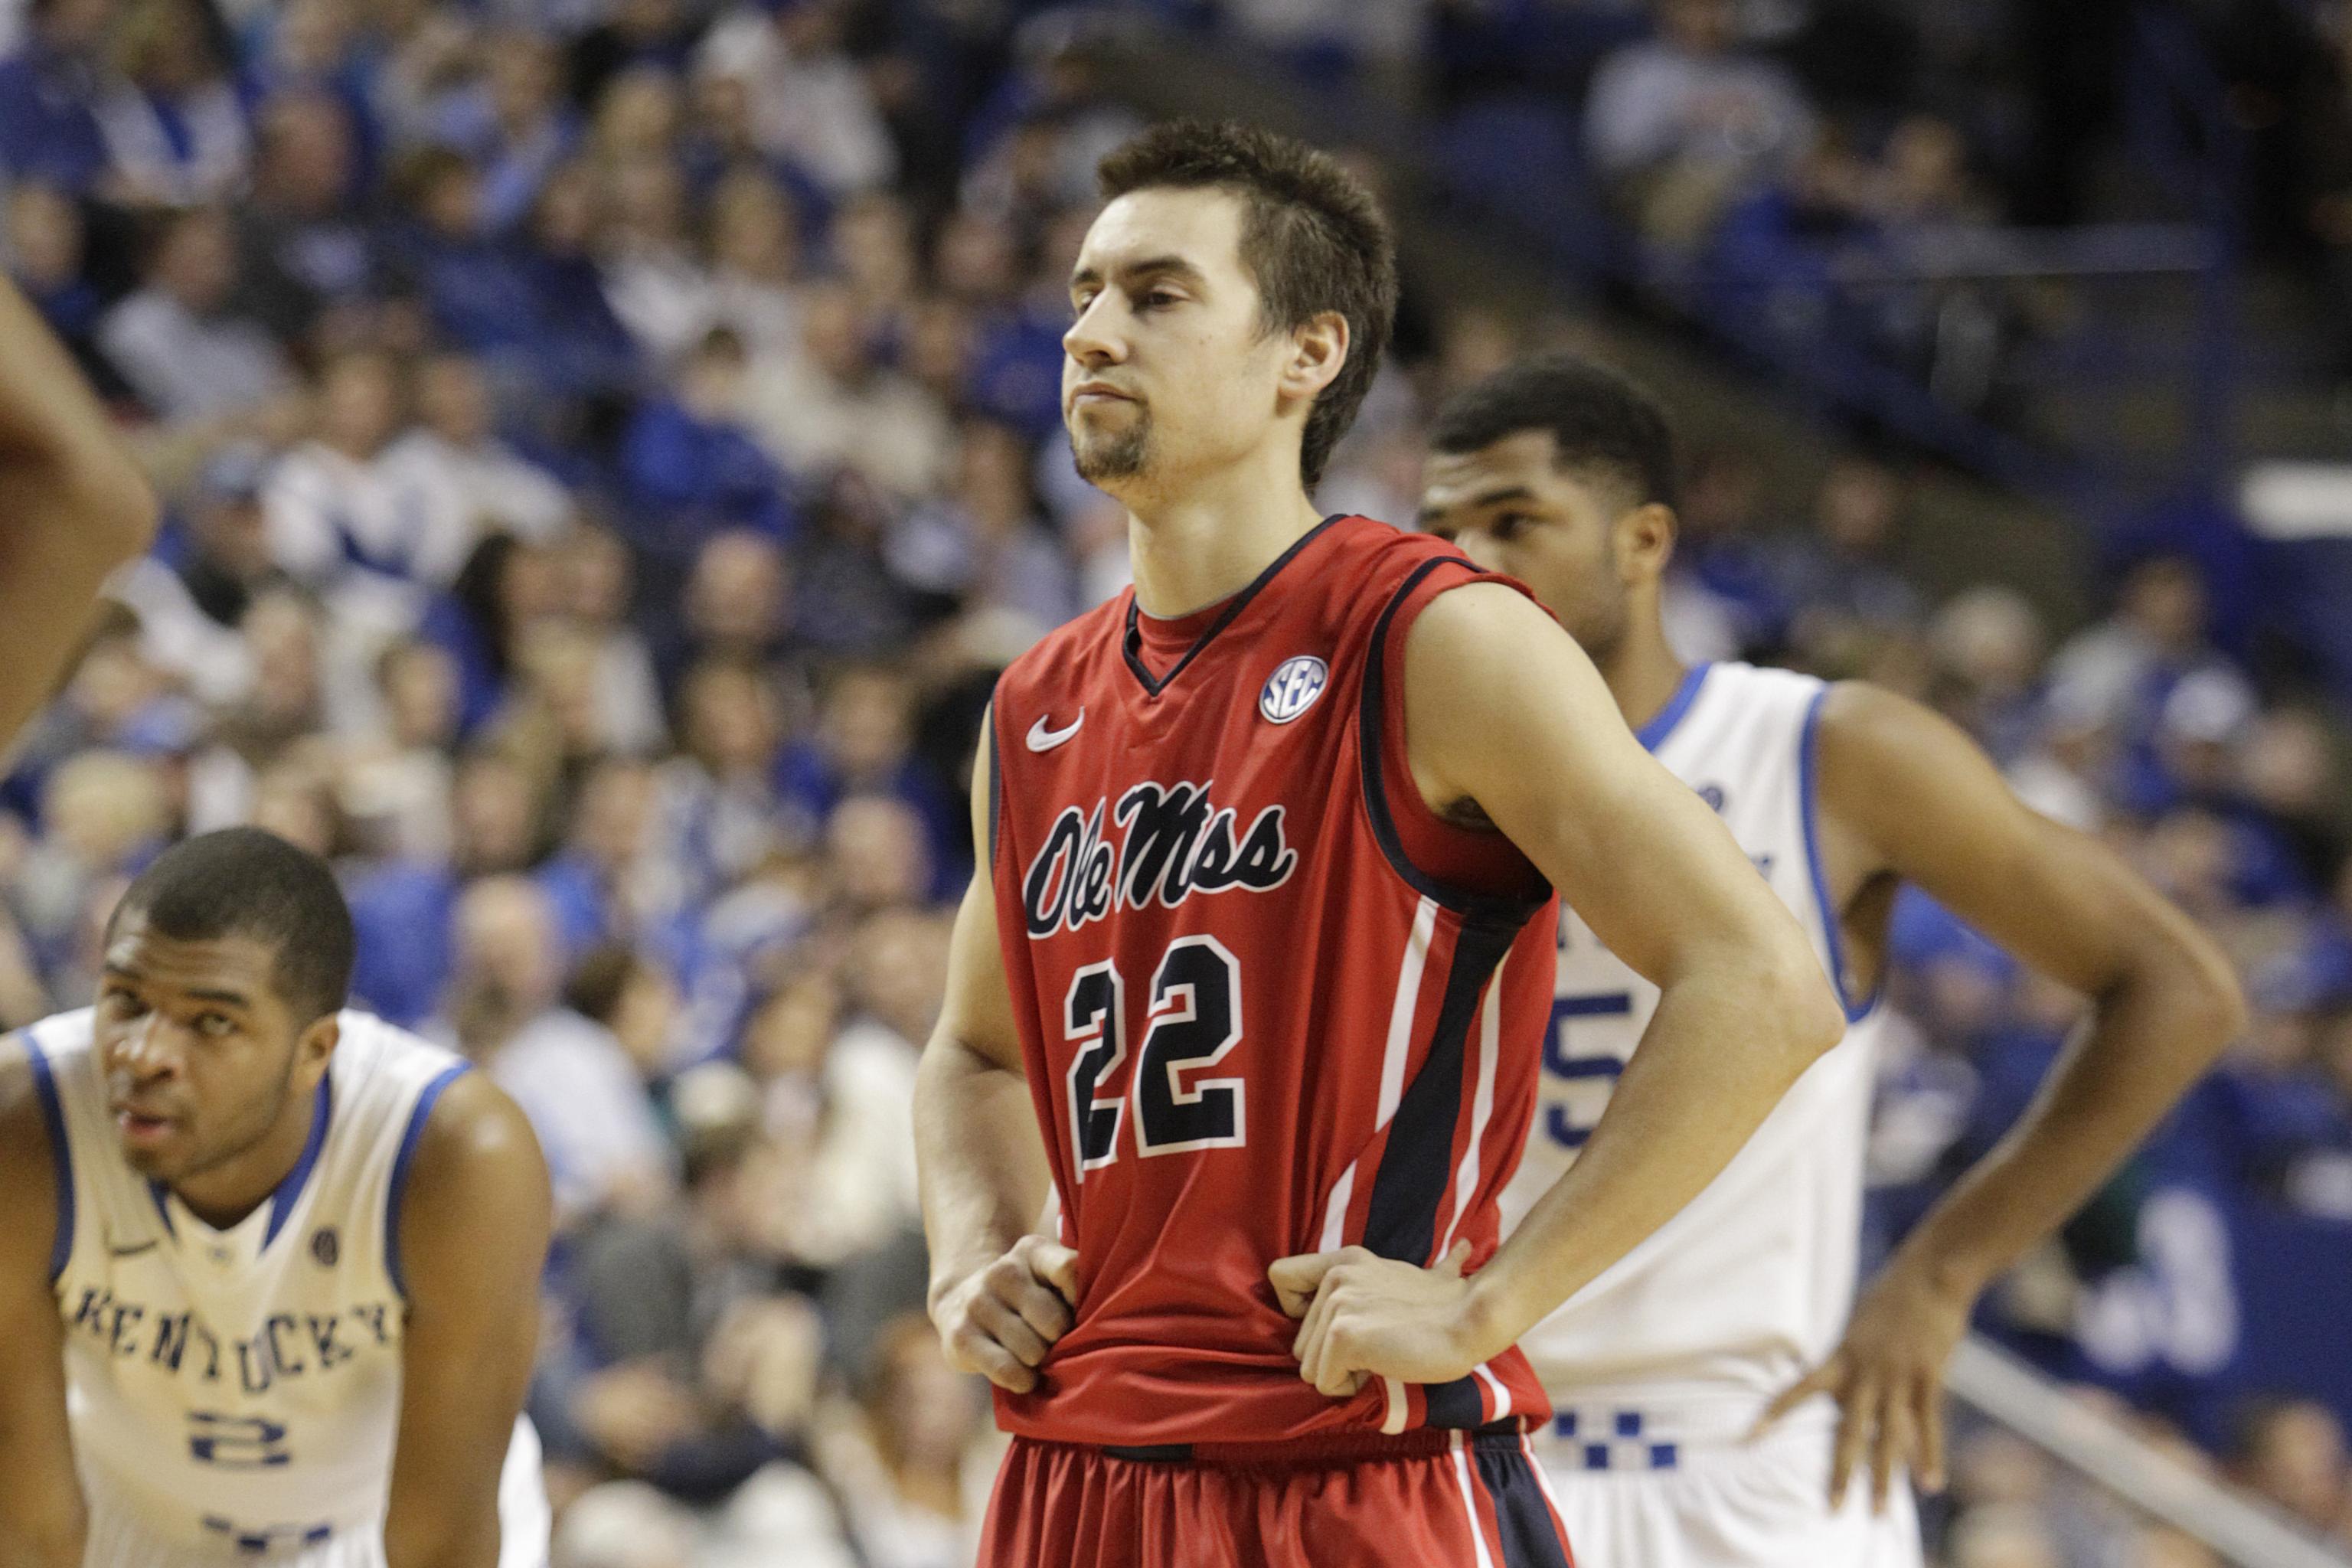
[1062,296,1126,368]
[109,1014,185,1080]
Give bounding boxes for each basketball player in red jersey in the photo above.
[914,122,1845,1568]
[0,277,156,745]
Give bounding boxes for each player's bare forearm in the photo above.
[1893,930,2242,1297]
[0,279,157,743]
[916,1026,1052,1297]
[1819,683,2246,1298]
[0,1050,85,1568]
[1466,952,1835,1356]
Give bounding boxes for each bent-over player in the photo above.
[1419,356,2244,1567]
[0,828,554,1567]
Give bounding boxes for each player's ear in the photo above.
[1617,502,1677,583]
[1280,310,1350,404]
[294,1012,340,1082]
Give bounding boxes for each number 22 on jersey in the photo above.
[1066,934,1246,1172]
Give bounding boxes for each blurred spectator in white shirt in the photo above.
[1585,0,1816,244]
[694,0,896,197]
[100,204,296,422]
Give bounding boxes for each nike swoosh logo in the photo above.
[1027,710,1084,752]
[108,1240,158,1259]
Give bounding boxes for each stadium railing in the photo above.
[1947,1335,2352,1568]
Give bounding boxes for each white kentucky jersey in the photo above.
[26,1007,471,1557]
[1501,661,1887,1410]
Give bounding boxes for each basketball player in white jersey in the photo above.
[0,275,158,747]
[1416,357,2246,1566]
[0,828,554,1568]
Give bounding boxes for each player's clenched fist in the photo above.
[929,1233,1080,1393]
[1269,1240,1493,1397]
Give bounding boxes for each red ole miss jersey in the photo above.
[985,513,1561,1448]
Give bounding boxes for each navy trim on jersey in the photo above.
[1472,1435,1574,1568]
[1119,514,1342,697]
[146,1179,176,1238]
[1800,687,1880,1023]
[1357,557,1550,927]
[1635,662,1713,752]
[1362,919,1517,1266]
[385,1062,471,1298]
[24,1037,73,1282]
[262,1074,334,1248]
[1425,1375,1485,1429]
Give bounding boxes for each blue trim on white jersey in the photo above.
[262,1075,334,1247]
[385,1063,470,1298]
[1800,687,1880,1023]
[24,1037,73,1282]
[1635,663,1713,753]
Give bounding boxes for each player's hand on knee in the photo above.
[931,1234,1080,1394]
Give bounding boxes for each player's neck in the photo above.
[1122,456,1326,619]
[169,1077,324,1232]
[1604,622,1691,740]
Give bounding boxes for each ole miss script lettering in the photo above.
[1021,782,1297,936]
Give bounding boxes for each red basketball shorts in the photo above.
[978,1424,1576,1568]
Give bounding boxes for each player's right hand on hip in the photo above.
[929,1233,1080,1393]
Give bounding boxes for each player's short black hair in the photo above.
[1429,354,1681,511]
[108,828,355,1026]
[1097,119,1397,492]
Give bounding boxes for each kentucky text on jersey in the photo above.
[64,1285,396,1394]
[1021,782,1298,936]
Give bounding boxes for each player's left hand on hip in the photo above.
[1749,1250,1973,1514]
[1268,1240,1479,1397]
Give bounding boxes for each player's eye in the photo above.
[1138,290,1178,309]
[193,1012,234,1039]
[101,987,146,1018]
[1492,511,1531,541]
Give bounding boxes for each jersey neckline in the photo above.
[1635,662,1714,753]
[1120,514,1344,697]
[145,1073,334,1250]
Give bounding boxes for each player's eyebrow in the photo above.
[1419,484,1536,525]
[1069,255,1209,296]
[101,965,251,1010]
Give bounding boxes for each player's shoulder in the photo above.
[0,1021,69,1257]
[394,1067,547,1239]
[995,588,1132,703]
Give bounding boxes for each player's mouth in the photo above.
[1068,381,1138,411]
[113,1106,181,1150]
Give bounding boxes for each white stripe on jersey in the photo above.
[1318,894,1439,1251]
[1442,958,1505,1255]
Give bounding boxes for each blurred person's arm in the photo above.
[915,707,1076,1393]
[1272,583,1844,1391]
[1757,684,2245,1508]
[384,1073,553,1568]
[0,276,157,749]
[0,1039,87,1568]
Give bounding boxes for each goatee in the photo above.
[1073,408,1152,482]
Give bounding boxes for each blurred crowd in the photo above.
[2,0,2350,1566]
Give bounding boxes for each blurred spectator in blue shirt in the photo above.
[622,325,799,564]
[0,0,122,195]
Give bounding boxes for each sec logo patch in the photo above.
[1259,656,1328,724]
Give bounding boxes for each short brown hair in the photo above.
[1097,121,1397,491]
